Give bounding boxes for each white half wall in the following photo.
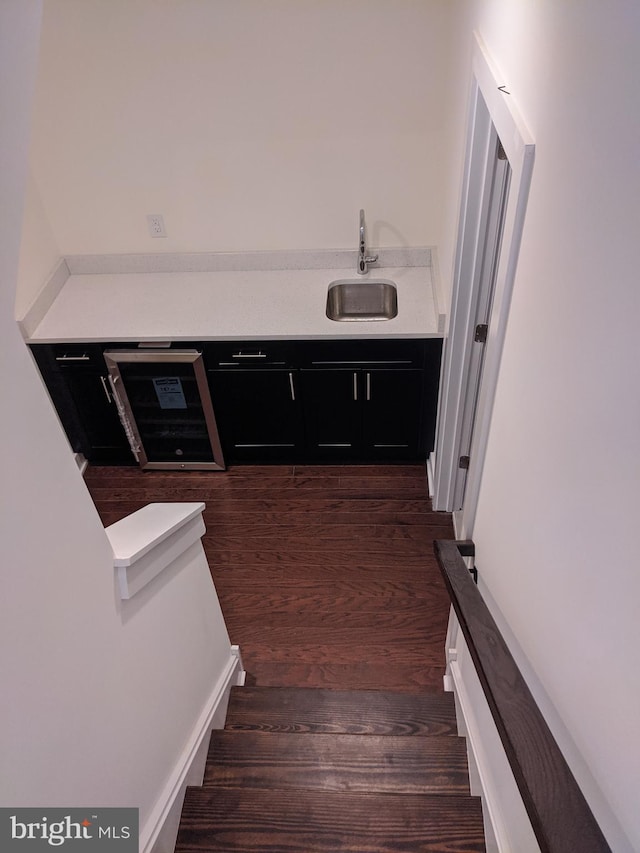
[27,0,454,257]
[1,7,241,842]
[443,1,640,849]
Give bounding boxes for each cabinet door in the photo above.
[208,369,302,461]
[30,344,133,464]
[300,369,362,459]
[60,368,133,463]
[362,369,424,459]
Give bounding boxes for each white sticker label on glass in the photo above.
[153,377,187,409]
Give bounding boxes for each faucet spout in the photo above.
[357,208,378,275]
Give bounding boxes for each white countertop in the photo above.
[27,263,442,343]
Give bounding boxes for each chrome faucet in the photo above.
[357,209,378,274]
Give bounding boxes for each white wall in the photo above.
[1,2,236,838]
[14,0,639,845]
[432,3,474,303]
[444,1,640,849]
[15,169,61,318]
[27,0,453,259]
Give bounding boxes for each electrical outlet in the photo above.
[147,214,167,238]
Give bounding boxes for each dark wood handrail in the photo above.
[434,539,610,853]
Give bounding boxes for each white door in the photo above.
[453,132,511,509]
[431,34,534,538]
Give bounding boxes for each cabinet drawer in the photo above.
[203,340,295,368]
[296,339,430,369]
[50,342,134,370]
[50,343,107,368]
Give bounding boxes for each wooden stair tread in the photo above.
[176,787,485,853]
[203,730,470,795]
[225,686,458,735]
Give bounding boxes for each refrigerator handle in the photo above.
[108,374,141,462]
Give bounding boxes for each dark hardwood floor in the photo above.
[87,464,485,851]
[85,464,454,693]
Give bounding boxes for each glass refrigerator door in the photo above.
[104,350,225,470]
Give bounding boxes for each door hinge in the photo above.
[474,323,488,343]
[459,455,470,470]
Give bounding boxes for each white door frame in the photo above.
[432,33,535,538]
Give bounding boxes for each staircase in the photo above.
[175,686,485,852]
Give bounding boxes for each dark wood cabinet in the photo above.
[30,337,442,466]
[204,340,303,462]
[297,339,442,461]
[361,368,425,458]
[298,367,426,460]
[298,368,362,460]
[208,368,303,462]
[30,344,134,464]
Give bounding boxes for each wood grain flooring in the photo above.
[85,464,486,851]
[177,788,485,853]
[176,686,485,853]
[202,730,471,795]
[85,463,454,691]
[223,686,459,736]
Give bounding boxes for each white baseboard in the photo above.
[141,645,245,853]
[426,453,435,497]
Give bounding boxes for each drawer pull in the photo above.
[235,443,295,448]
[311,360,412,366]
[55,354,90,362]
[232,352,266,359]
[289,372,296,401]
[217,361,286,367]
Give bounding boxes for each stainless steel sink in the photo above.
[326,279,398,321]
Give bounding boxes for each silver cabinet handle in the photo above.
[289,372,296,401]
[99,375,112,404]
[55,354,90,361]
[366,372,371,401]
[353,372,358,401]
[311,360,412,366]
[232,352,266,359]
[218,361,286,367]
